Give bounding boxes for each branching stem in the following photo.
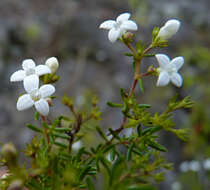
[108,42,153,144]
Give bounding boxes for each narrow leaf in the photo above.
[126,142,134,161]
[107,101,122,108]
[96,126,108,142]
[26,124,43,133]
[138,78,144,93]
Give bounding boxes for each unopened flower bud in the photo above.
[1,143,17,167]
[157,19,181,40]
[123,32,134,42]
[45,57,59,73]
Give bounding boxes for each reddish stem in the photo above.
[41,115,50,144]
[109,43,153,140]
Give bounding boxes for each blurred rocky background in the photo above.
[0,0,210,189]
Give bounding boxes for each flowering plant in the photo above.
[0,13,193,190]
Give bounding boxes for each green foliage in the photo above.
[0,16,194,190]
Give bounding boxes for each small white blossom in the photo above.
[45,57,59,73]
[16,74,55,116]
[72,141,82,151]
[171,182,182,190]
[10,59,51,82]
[180,161,189,172]
[155,54,184,87]
[99,12,138,43]
[157,19,181,40]
[203,158,210,170]
[189,160,201,172]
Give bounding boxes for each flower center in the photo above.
[26,68,35,76]
[30,90,41,102]
[114,21,122,29]
[166,65,177,75]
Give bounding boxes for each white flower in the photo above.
[10,59,51,82]
[72,141,82,151]
[16,74,55,116]
[179,161,189,172]
[157,19,181,40]
[171,182,182,190]
[45,57,59,73]
[155,54,184,87]
[203,158,210,170]
[99,12,138,43]
[189,160,201,172]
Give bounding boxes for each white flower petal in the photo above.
[157,26,171,39]
[45,57,59,73]
[157,71,170,86]
[108,28,121,43]
[35,65,51,76]
[121,20,138,31]
[10,70,26,82]
[23,74,39,94]
[99,20,116,29]
[158,19,181,40]
[164,19,181,34]
[22,59,36,70]
[39,84,55,98]
[34,99,49,116]
[116,12,131,22]
[155,54,170,68]
[17,94,34,111]
[170,73,183,87]
[170,56,184,71]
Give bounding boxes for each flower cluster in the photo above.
[100,13,184,87]
[10,57,59,116]
[180,159,210,172]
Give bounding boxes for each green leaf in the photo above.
[103,144,115,153]
[100,157,111,176]
[86,176,95,190]
[108,128,120,140]
[124,52,133,57]
[52,132,70,140]
[138,104,151,108]
[34,112,40,120]
[133,60,136,72]
[54,127,71,132]
[96,126,108,142]
[120,88,127,100]
[122,102,128,113]
[54,141,68,148]
[110,149,116,162]
[136,40,144,54]
[147,140,167,152]
[138,78,144,93]
[144,54,155,57]
[42,122,50,129]
[26,124,43,133]
[137,124,142,137]
[79,165,92,180]
[152,27,160,42]
[141,126,162,136]
[126,142,134,161]
[132,147,143,156]
[107,101,122,108]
